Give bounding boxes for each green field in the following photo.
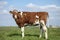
[0,26,60,40]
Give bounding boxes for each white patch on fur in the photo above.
[20,11,23,16]
[40,20,45,25]
[40,20,47,31]
[14,15,17,19]
[21,27,24,38]
[34,15,39,24]
[36,15,39,18]
[43,25,47,31]
[34,19,39,24]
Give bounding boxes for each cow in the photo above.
[9,10,49,39]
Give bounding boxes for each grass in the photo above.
[0,26,60,40]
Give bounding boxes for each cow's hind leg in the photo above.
[39,20,48,40]
[21,27,24,38]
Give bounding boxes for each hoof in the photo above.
[39,36,41,38]
[45,38,49,40]
[22,36,24,39]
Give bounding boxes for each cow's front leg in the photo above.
[21,27,24,38]
[44,27,48,40]
[39,28,43,38]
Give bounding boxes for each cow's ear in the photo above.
[18,12,20,13]
[9,11,12,13]
[9,11,12,14]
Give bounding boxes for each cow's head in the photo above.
[9,10,18,19]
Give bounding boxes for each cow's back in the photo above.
[22,12,48,25]
[23,12,36,24]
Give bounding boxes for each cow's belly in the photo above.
[24,21,40,26]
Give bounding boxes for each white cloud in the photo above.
[9,5,19,11]
[0,1,8,5]
[26,3,39,9]
[0,6,3,8]
[3,10,8,13]
[0,10,9,14]
[40,5,57,9]
[9,5,15,10]
[0,1,8,8]
[0,1,8,14]
[9,5,23,12]
[26,3,36,8]
[26,3,60,10]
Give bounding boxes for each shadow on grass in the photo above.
[8,33,39,37]
[8,33,21,37]
[25,34,39,37]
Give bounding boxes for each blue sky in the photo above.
[0,0,60,26]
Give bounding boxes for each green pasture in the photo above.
[0,26,60,40]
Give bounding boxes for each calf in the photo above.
[9,10,49,39]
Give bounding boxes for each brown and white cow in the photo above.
[9,10,49,39]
